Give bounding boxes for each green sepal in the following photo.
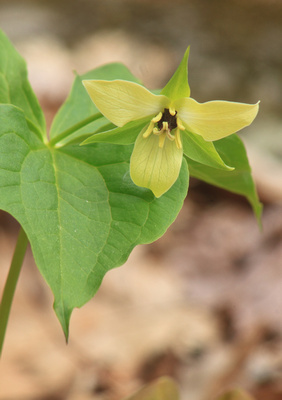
[182,130,234,170]
[82,117,150,146]
[161,46,190,100]
[187,134,263,225]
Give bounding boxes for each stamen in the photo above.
[153,127,162,135]
[177,117,185,131]
[143,120,155,138]
[166,131,175,141]
[143,112,163,138]
[169,107,176,116]
[144,109,184,150]
[158,133,166,148]
[152,112,163,123]
[162,121,169,132]
[154,121,169,138]
[175,129,182,149]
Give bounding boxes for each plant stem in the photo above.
[49,113,104,147]
[0,227,29,357]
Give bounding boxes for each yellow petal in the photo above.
[174,97,259,141]
[83,80,169,127]
[130,127,183,197]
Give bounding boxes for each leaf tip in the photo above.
[54,300,72,342]
[255,201,263,230]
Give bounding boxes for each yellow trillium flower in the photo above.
[83,50,259,198]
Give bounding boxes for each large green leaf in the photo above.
[188,134,262,223]
[0,104,189,338]
[0,30,46,139]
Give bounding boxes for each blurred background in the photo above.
[0,0,282,399]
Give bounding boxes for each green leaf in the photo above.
[0,29,46,140]
[216,389,255,400]
[182,130,233,170]
[187,134,262,224]
[161,46,190,100]
[50,63,141,147]
[82,117,150,146]
[0,104,188,338]
[125,377,179,400]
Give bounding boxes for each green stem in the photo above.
[49,113,104,147]
[0,227,29,357]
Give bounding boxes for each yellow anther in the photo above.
[152,112,163,123]
[177,117,185,131]
[158,133,166,148]
[166,131,175,141]
[143,120,155,138]
[143,112,163,138]
[153,127,161,135]
[175,129,182,149]
[169,107,176,116]
[153,121,168,137]
[162,121,169,132]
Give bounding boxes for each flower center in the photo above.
[143,108,185,149]
[157,108,178,131]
